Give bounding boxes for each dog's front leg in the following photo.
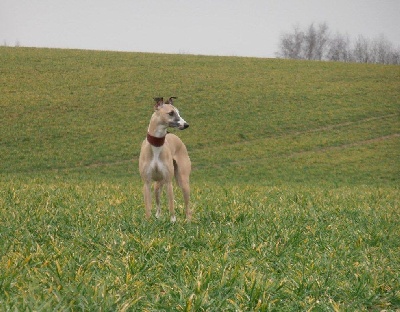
[143,182,152,219]
[166,182,176,222]
[154,181,162,219]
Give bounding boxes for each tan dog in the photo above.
[139,97,191,222]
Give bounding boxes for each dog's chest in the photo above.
[148,146,169,180]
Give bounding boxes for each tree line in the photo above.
[276,22,400,65]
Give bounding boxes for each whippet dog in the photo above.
[139,97,191,222]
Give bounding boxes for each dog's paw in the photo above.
[170,215,176,223]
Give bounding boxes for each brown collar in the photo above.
[147,133,166,147]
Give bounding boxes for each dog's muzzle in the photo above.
[170,120,189,130]
[179,123,189,130]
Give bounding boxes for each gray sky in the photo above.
[1,0,399,58]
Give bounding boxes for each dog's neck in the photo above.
[147,132,166,147]
[147,114,167,147]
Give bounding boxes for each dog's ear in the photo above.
[166,97,177,104]
[153,97,164,110]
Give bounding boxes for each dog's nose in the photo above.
[183,123,189,129]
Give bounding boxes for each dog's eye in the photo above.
[168,111,175,116]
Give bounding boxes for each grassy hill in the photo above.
[1,47,398,185]
[0,47,399,310]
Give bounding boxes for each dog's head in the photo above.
[153,97,189,130]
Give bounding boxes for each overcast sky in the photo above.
[1,0,399,58]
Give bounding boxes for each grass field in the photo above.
[1,47,399,311]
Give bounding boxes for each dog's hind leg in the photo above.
[154,181,163,219]
[181,178,191,221]
[174,159,191,221]
[166,181,176,222]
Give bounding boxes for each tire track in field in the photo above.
[192,113,398,151]
[286,113,398,138]
[285,133,400,159]
[34,159,136,174]
[34,113,398,173]
[193,133,399,170]
[57,132,399,172]
[84,113,399,170]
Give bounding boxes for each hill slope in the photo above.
[1,47,399,185]
[1,47,399,311]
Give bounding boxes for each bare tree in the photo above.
[303,23,317,60]
[370,34,393,64]
[353,35,372,63]
[327,33,351,62]
[389,50,400,65]
[277,25,304,59]
[277,22,330,60]
[276,22,400,65]
[315,23,330,60]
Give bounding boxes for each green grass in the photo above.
[1,182,399,310]
[0,47,399,310]
[1,47,399,185]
